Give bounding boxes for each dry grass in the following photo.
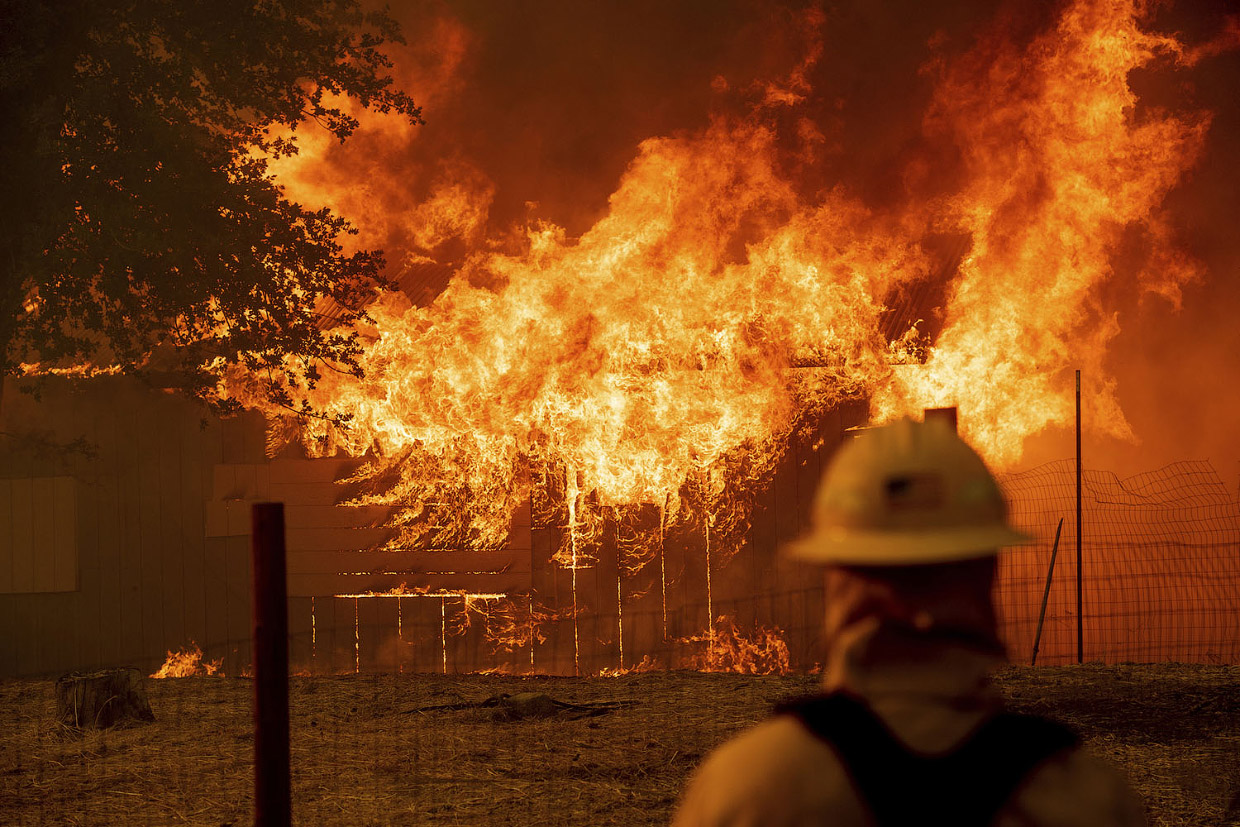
[993,664,1240,827]
[1,665,1236,826]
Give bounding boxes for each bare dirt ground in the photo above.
[1,664,1237,826]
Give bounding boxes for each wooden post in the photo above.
[1075,370,1083,665]
[1031,518,1064,666]
[252,503,291,827]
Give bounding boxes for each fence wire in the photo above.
[996,460,1240,665]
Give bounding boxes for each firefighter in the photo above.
[672,417,1146,827]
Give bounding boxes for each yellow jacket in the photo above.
[672,619,1146,827]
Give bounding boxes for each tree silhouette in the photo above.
[0,0,422,419]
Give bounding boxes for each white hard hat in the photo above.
[785,417,1031,565]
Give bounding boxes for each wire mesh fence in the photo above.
[4,459,1239,684]
[3,461,1240,826]
[262,459,1240,673]
[996,460,1240,665]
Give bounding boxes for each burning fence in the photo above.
[197,401,860,676]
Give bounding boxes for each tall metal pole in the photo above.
[1075,370,1083,665]
[252,503,291,827]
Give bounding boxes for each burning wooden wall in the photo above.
[203,398,869,676]
[0,374,867,677]
[1,375,1237,677]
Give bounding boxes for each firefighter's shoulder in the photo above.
[999,745,1149,827]
[670,715,868,827]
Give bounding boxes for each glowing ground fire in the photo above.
[210,0,1235,674]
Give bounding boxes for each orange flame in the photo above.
[872,0,1209,463]
[230,115,923,550]
[597,654,660,678]
[151,643,223,678]
[224,0,1225,559]
[683,615,792,675]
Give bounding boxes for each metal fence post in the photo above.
[1076,370,1083,664]
[1031,518,1064,666]
[252,502,291,827]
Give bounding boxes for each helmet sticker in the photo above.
[884,473,944,510]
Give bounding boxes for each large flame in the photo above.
[228,0,1220,552]
[240,115,924,546]
[872,0,1208,463]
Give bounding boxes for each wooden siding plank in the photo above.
[529,525,575,676]
[38,592,76,675]
[159,419,186,651]
[224,535,252,675]
[203,536,231,669]
[589,518,621,674]
[0,479,12,593]
[10,479,34,593]
[285,526,397,552]
[254,462,270,499]
[773,454,800,545]
[237,522,539,552]
[38,385,80,672]
[0,596,15,675]
[507,525,533,551]
[69,402,102,670]
[226,499,250,536]
[618,505,661,671]
[115,409,146,665]
[267,458,367,485]
[52,478,78,593]
[239,411,268,463]
[12,596,41,676]
[180,417,210,658]
[288,572,530,599]
[530,527,557,597]
[220,417,245,464]
[232,465,258,501]
[357,597,397,671]
[95,469,124,669]
[287,596,314,673]
[212,464,238,501]
[399,596,442,674]
[137,419,165,667]
[31,477,56,593]
[266,482,346,506]
[443,594,468,674]
[391,596,414,672]
[204,500,231,538]
[510,502,532,527]
[325,597,357,673]
[283,504,391,530]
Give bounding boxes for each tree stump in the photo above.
[55,668,155,729]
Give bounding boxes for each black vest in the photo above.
[776,692,1079,826]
